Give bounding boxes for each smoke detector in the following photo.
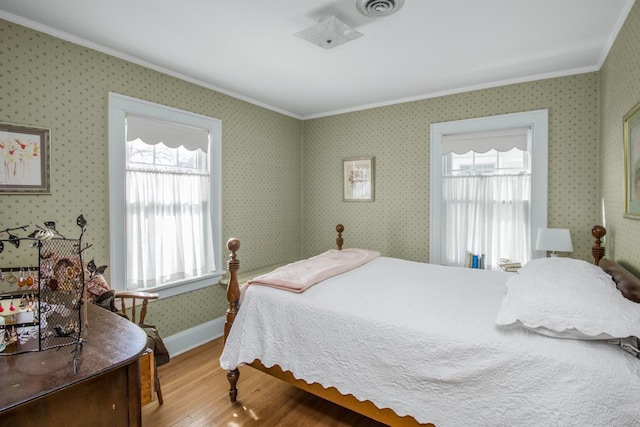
[356,0,405,17]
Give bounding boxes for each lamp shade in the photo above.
[535,228,574,255]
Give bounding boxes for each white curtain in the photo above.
[126,169,215,289]
[441,174,531,268]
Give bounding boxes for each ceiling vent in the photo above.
[356,0,405,18]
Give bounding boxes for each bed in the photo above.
[219,224,640,426]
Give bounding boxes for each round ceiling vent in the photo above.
[356,0,405,18]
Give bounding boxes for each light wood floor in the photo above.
[142,337,386,426]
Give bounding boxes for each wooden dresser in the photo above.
[0,303,148,426]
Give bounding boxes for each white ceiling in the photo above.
[0,0,634,119]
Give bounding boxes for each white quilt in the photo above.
[220,257,640,426]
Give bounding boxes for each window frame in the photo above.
[429,109,548,264]
[108,93,223,298]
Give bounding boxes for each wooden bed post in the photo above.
[225,238,240,402]
[336,224,344,250]
[591,225,606,265]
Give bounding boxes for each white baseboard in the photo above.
[163,316,225,358]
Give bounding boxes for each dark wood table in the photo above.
[0,303,148,426]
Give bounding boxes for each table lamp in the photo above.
[535,228,574,257]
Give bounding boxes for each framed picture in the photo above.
[0,123,50,194]
[343,156,374,202]
[624,102,640,218]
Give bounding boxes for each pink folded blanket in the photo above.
[247,248,380,292]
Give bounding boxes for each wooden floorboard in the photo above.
[142,337,386,426]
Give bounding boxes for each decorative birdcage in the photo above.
[0,215,103,373]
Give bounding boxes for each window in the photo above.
[442,145,531,268]
[108,93,222,298]
[430,110,548,268]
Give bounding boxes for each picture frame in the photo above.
[343,156,374,202]
[0,122,50,194]
[624,102,640,218]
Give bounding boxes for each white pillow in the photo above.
[496,257,640,340]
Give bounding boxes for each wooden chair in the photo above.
[114,291,158,326]
[95,290,165,405]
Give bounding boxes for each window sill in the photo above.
[120,272,224,299]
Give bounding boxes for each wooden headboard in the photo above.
[592,224,640,303]
[591,225,606,265]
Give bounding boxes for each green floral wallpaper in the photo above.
[303,73,600,263]
[600,0,640,273]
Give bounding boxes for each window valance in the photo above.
[126,114,209,152]
[442,127,529,154]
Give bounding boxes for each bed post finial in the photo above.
[225,238,241,402]
[336,224,344,250]
[591,225,606,265]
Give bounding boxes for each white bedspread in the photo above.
[220,257,640,426]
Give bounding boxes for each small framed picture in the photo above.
[343,156,374,202]
[624,102,640,218]
[0,122,50,194]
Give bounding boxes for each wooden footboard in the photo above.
[223,237,240,402]
[248,360,427,426]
